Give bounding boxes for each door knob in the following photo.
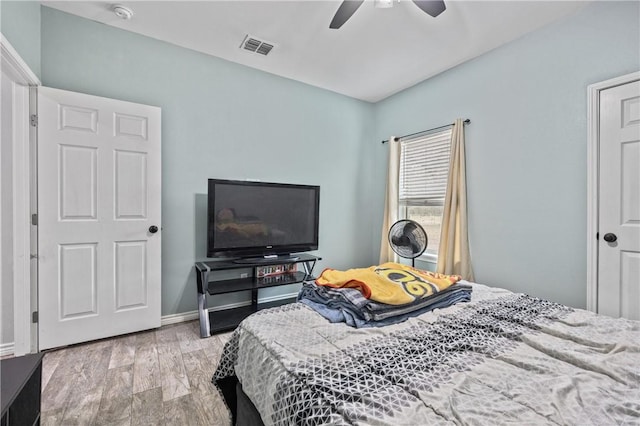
[149,225,159,234]
[603,233,617,243]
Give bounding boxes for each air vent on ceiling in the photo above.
[240,35,275,56]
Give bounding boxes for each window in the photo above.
[399,127,452,258]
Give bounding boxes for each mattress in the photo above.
[213,282,640,425]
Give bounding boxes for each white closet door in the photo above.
[597,80,640,320]
[38,87,161,350]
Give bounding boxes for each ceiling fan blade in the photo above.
[412,0,446,17]
[330,0,365,29]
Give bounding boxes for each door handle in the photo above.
[603,233,617,243]
[149,225,159,234]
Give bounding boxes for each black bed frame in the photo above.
[216,375,265,426]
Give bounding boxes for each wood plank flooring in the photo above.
[40,321,232,426]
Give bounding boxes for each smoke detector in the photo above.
[112,4,134,20]
[240,35,274,56]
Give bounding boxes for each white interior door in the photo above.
[597,80,640,320]
[38,87,161,350]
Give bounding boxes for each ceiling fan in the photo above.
[330,0,446,29]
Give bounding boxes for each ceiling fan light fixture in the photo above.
[375,0,394,9]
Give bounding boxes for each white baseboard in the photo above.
[161,311,200,326]
[160,292,298,327]
[0,342,15,357]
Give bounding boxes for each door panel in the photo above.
[114,240,147,310]
[59,145,98,220]
[597,80,640,320]
[38,86,161,350]
[114,113,148,139]
[59,104,98,132]
[620,251,640,319]
[621,141,639,223]
[115,150,148,219]
[59,243,97,319]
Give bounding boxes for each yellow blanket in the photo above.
[315,263,461,306]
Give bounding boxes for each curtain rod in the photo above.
[381,119,471,144]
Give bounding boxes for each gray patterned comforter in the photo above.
[213,283,640,425]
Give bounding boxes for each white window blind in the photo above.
[399,128,453,206]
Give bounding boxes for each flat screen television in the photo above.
[207,179,320,261]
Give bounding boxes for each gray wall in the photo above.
[3,1,639,329]
[372,1,640,308]
[40,6,377,316]
[0,0,41,77]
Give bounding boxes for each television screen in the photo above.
[207,179,320,259]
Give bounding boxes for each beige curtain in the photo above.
[379,137,400,264]
[436,119,474,280]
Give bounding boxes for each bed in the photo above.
[213,282,640,425]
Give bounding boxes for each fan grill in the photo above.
[388,220,428,265]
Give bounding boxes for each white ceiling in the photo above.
[42,1,589,102]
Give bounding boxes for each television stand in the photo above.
[233,255,300,265]
[195,253,321,337]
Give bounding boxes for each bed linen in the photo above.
[315,263,461,304]
[298,281,472,328]
[213,282,640,425]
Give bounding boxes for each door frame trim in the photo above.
[1,33,41,355]
[0,34,40,85]
[586,71,640,313]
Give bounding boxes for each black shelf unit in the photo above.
[195,253,320,337]
[1,353,44,426]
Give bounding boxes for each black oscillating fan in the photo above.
[388,219,428,267]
